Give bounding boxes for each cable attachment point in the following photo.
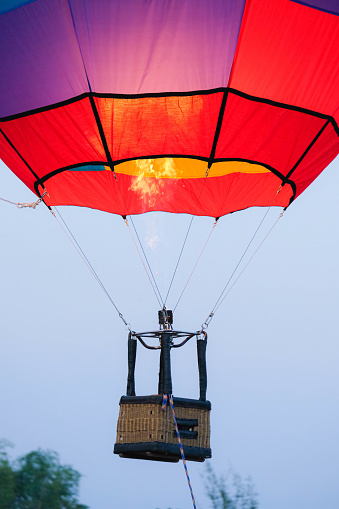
[158,308,173,330]
[119,312,130,329]
[201,312,214,331]
[17,190,49,209]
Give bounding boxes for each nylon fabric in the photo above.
[0,0,338,217]
[39,168,292,216]
[230,0,339,122]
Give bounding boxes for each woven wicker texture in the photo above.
[116,401,210,449]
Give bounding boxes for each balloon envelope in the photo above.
[0,0,338,217]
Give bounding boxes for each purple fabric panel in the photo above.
[0,0,245,116]
[290,0,339,16]
[0,0,88,117]
[68,0,246,94]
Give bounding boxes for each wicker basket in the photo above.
[114,395,211,462]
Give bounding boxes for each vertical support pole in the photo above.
[158,332,173,395]
[126,332,137,396]
[197,333,207,401]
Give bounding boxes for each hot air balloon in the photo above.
[0,0,338,465]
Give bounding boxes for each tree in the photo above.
[0,441,15,509]
[204,463,258,509]
[155,463,258,509]
[0,441,88,509]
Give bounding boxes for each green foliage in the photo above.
[204,463,258,509]
[0,441,15,509]
[0,441,88,509]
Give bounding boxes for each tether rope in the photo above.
[0,191,47,209]
[173,219,218,312]
[53,207,131,330]
[201,210,284,331]
[162,394,197,509]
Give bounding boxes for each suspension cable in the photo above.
[123,217,163,308]
[173,218,218,312]
[100,160,166,309]
[128,215,164,306]
[214,208,271,311]
[52,207,131,330]
[213,212,284,314]
[164,214,195,306]
[201,209,283,331]
[163,166,211,307]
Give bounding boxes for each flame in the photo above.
[129,158,177,208]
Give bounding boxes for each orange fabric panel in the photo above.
[115,158,269,179]
[94,94,223,161]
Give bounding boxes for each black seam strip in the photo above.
[34,156,295,195]
[0,127,40,182]
[114,153,209,166]
[290,1,339,17]
[92,89,225,100]
[228,88,337,128]
[0,90,223,122]
[88,94,112,169]
[1,88,338,137]
[208,90,228,169]
[284,119,330,181]
[0,93,89,122]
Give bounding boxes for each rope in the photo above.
[129,216,164,306]
[102,162,165,309]
[163,166,212,307]
[0,191,48,209]
[161,393,168,411]
[173,219,218,312]
[162,394,197,509]
[213,212,284,314]
[201,209,283,331]
[52,207,131,330]
[124,218,163,308]
[164,215,195,306]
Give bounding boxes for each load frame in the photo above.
[114,310,212,462]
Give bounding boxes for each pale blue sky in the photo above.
[0,155,338,509]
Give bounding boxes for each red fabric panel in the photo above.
[1,98,106,177]
[94,94,223,161]
[0,132,36,193]
[292,122,339,198]
[215,92,327,176]
[42,168,292,217]
[230,0,339,122]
